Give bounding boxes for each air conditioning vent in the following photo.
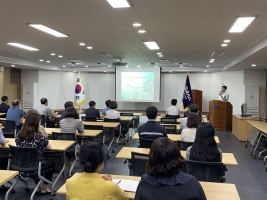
[160,59,170,64]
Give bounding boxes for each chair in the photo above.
[129,152,149,176]
[178,141,194,150]
[6,145,53,200]
[166,115,180,119]
[139,137,155,148]
[40,115,46,128]
[120,113,136,137]
[104,118,127,146]
[185,160,225,183]
[52,132,78,177]
[160,118,177,124]
[82,116,97,122]
[0,111,7,118]
[162,125,177,134]
[1,120,17,138]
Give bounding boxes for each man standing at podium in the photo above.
[218,85,229,102]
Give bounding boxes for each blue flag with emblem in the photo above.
[182,74,193,110]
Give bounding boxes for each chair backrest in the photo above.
[104,118,120,122]
[185,160,224,182]
[84,125,103,130]
[160,118,177,124]
[178,141,194,150]
[166,115,180,119]
[52,132,76,153]
[120,113,134,116]
[2,120,16,138]
[139,137,155,148]
[40,115,46,127]
[82,116,97,122]
[9,145,39,172]
[162,125,177,134]
[130,152,149,176]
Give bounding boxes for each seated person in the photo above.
[66,142,128,200]
[166,99,180,117]
[135,137,206,200]
[37,98,58,128]
[16,111,56,193]
[183,103,192,118]
[186,122,222,161]
[180,104,200,130]
[85,101,101,119]
[181,113,202,142]
[60,107,84,134]
[0,126,9,194]
[106,101,120,119]
[102,100,111,115]
[61,101,74,120]
[0,96,10,112]
[6,99,24,131]
[138,106,167,140]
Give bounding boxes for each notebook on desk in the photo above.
[112,179,139,192]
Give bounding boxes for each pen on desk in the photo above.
[117,180,121,185]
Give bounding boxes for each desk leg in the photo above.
[102,131,110,159]
[106,128,115,154]
[51,151,66,199]
[252,132,263,158]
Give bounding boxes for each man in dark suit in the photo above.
[85,101,101,119]
[0,96,10,112]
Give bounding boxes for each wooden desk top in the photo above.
[83,121,120,128]
[131,133,220,143]
[45,128,102,137]
[0,170,19,186]
[161,124,180,130]
[0,118,25,124]
[57,173,240,200]
[0,138,74,151]
[247,120,267,133]
[233,114,257,120]
[116,147,238,166]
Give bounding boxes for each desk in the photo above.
[0,118,25,124]
[161,124,180,130]
[131,133,220,143]
[45,128,102,138]
[232,114,257,141]
[56,173,240,200]
[116,147,238,166]
[156,117,182,123]
[0,170,19,200]
[0,138,74,197]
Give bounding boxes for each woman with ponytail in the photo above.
[66,142,128,200]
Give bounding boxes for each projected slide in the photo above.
[121,72,154,101]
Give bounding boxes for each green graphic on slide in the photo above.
[121,72,154,100]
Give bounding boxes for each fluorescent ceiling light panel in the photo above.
[137,66,140,67]
[63,66,66,68]
[224,40,231,43]
[229,17,256,33]
[133,23,141,27]
[58,55,63,57]
[138,30,146,33]
[157,53,162,55]
[85,66,88,68]
[204,71,207,73]
[87,46,93,49]
[11,65,15,67]
[143,42,160,50]
[221,44,228,47]
[7,43,39,51]
[51,53,56,56]
[79,43,86,46]
[39,59,43,62]
[159,55,163,57]
[106,0,131,8]
[29,24,68,37]
[252,64,256,67]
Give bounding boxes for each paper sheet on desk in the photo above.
[112,179,139,192]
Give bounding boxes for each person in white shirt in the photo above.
[106,101,120,119]
[181,113,202,142]
[218,85,229,102]
[180,104,200,130]
[166,99,180,117]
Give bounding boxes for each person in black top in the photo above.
[0,96,10,112]
[85,101,101,119]
[135,137,206,200]
[138,106,167,140]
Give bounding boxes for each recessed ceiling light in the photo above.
[87,46,93,49]
[137,66,140,67]
[169,71,172,73]
[210,59,215,61]
[224,40,231,43]
[155,66,158,67]
[11,65,15,67]
[73,71,76,73]
[209,61,214,63]
[7,43,39,51]
[46,61,50,63]
[159,55,163,57]
[143,41,160,50]
[204,71,207,73]
[39,59,43,62]
[63,66,66,68]
[58,55,63,58]
[252,64,256,67]
[51,53,56,56]
[106,0,131,8]
[138,30,146,33]
[104,71,107,72]
[221,44,228,47]
[191,65,193,66]
[79,43,86,46]
[125,65,128,67]
[229,17,256,33]
[133,23,141,27]
[180,66,183,68]
[157,53,162,55]
[28,24,68,37]
[85,66,88,68]
[108,66,111,67]
[206,65,209,67]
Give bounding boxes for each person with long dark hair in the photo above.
[135,138,206,200]
[66,142,128,199]
[186,122,222,162]
[16,110,56,194]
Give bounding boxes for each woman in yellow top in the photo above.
[66,142,128,200]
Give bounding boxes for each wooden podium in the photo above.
[209,100,232,131]
[192,89,202,112]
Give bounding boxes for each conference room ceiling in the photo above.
[1,0,267,73]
